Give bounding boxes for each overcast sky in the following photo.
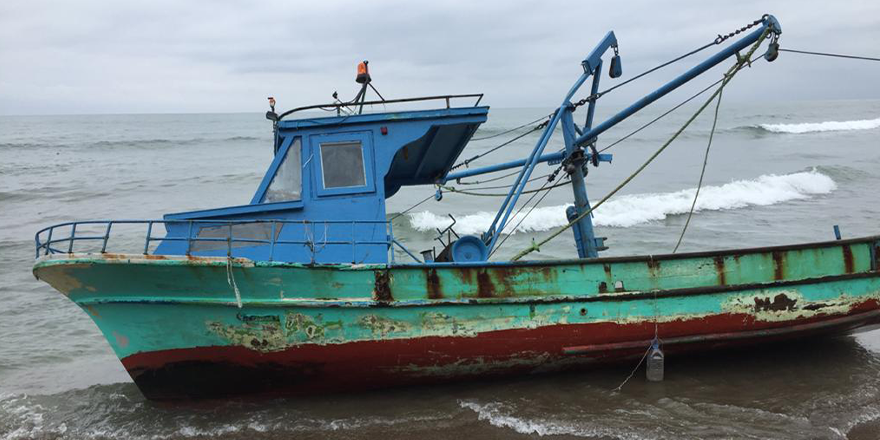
[1,0,879,115]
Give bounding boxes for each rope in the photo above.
[390,193,435,221]
[599,77,725,153]
[226,257,243,309]
[440,179,571,197]
[779,48,880,62]
[451,121,548,171]
[490,172,567,257]
[673,88,723,253]
[511,28,770,262]
[579,16,766,106]
[614,288,663,392]
[457,169,521,185]
[454,19,769,176]
[456,173,554,191]
[598,42,715,99]
[470,115,551,141]
[653,284,660,340]
[612,343,652,392]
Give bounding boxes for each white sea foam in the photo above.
[408,169,836,234]
[757,117,880,134]
[458,400,646,439]
[1,395,47,440]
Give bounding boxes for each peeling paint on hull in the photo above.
[31,236,880,400]
[123,306,880,400]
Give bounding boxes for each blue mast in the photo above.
[477,31,619,257]
[452,15,781,260]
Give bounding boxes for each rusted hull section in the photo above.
[32,235,880,400]
[123,305,880,400]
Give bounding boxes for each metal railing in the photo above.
[34,219,423,264]
[277,94,485,120]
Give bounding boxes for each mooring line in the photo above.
[673,87,724,253]
[612,343,653,393]
[613,286,662,393]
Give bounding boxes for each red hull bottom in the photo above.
[122,308,880,400]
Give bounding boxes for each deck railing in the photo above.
[34,219,423,264]
[276,94,485,120]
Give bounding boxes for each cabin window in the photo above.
[320,141,366,189]
[311,131,374,197]
[264,137,302,202]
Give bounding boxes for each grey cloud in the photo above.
[1,0,878,115]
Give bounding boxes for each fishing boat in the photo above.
[32,14,880,400]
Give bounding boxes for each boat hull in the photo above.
[122,305,880,400]
[33,236,880,400]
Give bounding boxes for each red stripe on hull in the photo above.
[122,304,880,400]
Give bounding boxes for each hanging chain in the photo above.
[572,95,595,108]
[715,15,768,45]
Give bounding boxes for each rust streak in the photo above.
[426,269,443,299]
[373,271,393,303]
[713,256,726,285]
[875,245,880,272]
[476,271,496,298]
[456,267,475,285]
[842,244,854,274]
[492,267,515,297]
[772,251,785,281]
[85,305,101,318]
[539,266,556,283]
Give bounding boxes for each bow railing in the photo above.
[34,219,422,264]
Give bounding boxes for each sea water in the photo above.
[2,99,880,439]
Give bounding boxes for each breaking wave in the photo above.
[408,169,836,234]
[753,117,880,134]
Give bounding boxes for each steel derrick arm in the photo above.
[457,15,781,259]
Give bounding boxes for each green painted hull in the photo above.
[33,236,880,399]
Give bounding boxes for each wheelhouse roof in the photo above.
[277,106,489,196]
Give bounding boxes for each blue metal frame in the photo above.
[572,18,780,149]
[457,15,780,259]
[480,31,621,256]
